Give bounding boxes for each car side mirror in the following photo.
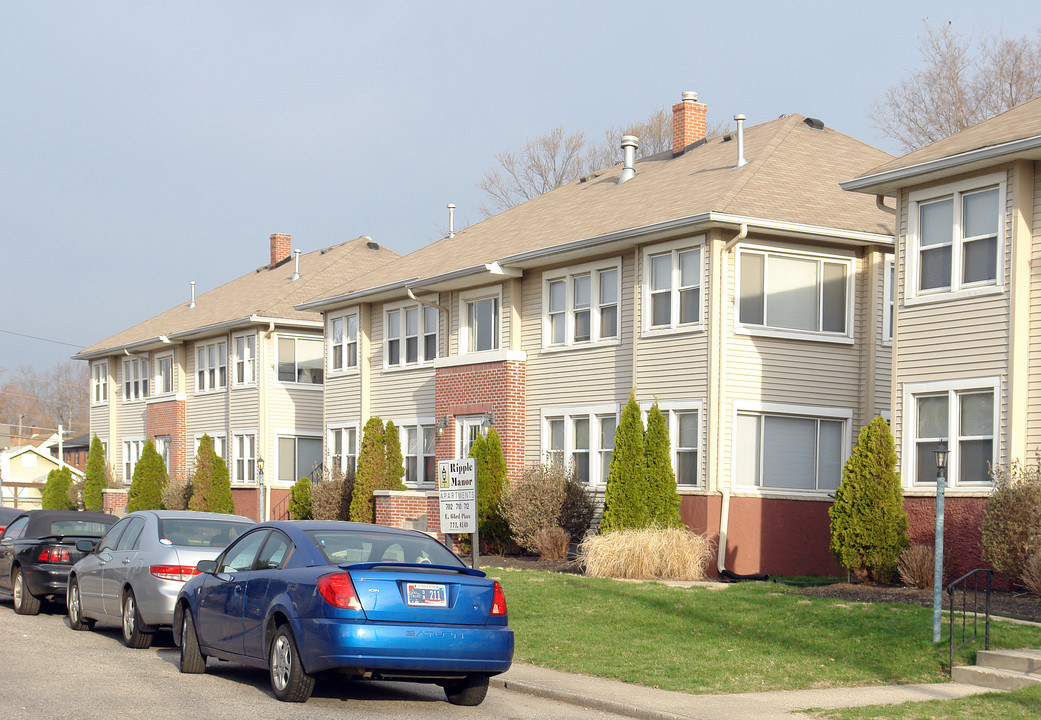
[76,539,96,553]
[196,560,217,574]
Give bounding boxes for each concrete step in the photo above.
[952,664,1041,691]
[976,649,1041,674]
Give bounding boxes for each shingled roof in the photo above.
[76,236,399,359]
[301,113,894,310]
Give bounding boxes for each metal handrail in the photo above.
[946,568,993,673]
[270,493,291,521]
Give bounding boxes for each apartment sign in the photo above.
[437,458,477,534]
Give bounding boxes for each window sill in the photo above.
[904,284,1004,307]
[231,382,258,390]
[146,394,186,404]
[905,486,992,497]
[735,326,854,345]
[274,382,324,390]
[326,368,360,377]
[640,324,705,340]
[382,362,436,373]
[540,339,621,354]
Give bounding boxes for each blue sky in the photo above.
[2,0,1040,372]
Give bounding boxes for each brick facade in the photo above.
[146,399,187,481]
[102,488,128,515]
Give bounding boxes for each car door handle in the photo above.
[233,585,243,595]
[122,558,132,565]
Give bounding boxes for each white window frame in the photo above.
[155,352,175,396]
[328,311,359,374]
[902,377,1000,489]
[906,173,1006,305]
[644,401,705,489]
[459,287,502,355]
[384,301,439,368]
[732,402,852,496]
[395,419,436,486]
[328,425,358,477]
[543,259,622,349]
[540,404,619,488]
[883,254,895,346]
[195,340,228,393]
[122,437,145,484]
[276,333,324,385]
[736,244,855,343]
[155,435,172,471]
[232,332,256,387]
[232,431,257,484]
[642,238,705,336]
[91,361,108,405]
[122,358,149,402]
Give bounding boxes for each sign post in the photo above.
[438,458,478,570]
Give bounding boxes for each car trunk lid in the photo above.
[343,563,496,625]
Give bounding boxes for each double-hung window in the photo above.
[543,405,618,486]
[123,438,145,483]
[92,362,108,404]
[385,304,438,366]
[909,175,1003,300]
[155,353,174,395]
[196,341,227,392]
[544,261,620,347]
[400,423,436,485]
[233,433,256,483]
[233,333,256,386]
[905,379,997,487]
[329,313,358,372]
[738,248,851,338]
[644,240,701,333]
[122,358,149,401]
[278,335,323,384]
[735,405,848,492]
[459,290,499,354]
[330,427,357,476]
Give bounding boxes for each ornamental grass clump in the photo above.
[579,527,713,581]
[533,527,570,560]
[1021,552,1041,599]
[897,544,935,589]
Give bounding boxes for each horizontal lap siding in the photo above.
[1027,163,1041,452]
[365,307,437,418]
[229,387,259,428]
[187,392,227,437]
[268,385,324,434]
[325,372,361,426]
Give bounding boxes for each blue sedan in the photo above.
[174,521,513,705]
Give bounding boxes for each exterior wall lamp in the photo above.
[481,412,495,430]
[435,416,451,437]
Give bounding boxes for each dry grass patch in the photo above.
[579,527,713,580]
[897,544,935,589]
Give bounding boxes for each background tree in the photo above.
[41,466,76,510]
[600,392,649,533]
[351,417,387,522]
[126,440,168,512]
[829,417,909,583]
[383,420,407,491]
[644,403,682,528]
[82,435,108,512]
[470,427,512,553]
[289,477,313,520]
[188,434,235,514]
[872,21,1041,151]
[0,360,90,438]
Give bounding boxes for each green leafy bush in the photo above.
[289,477,313,519]
[41,466,77,510]
[470,428,512,553]
[600,392,649,532]
[188,435,235,514]
[82,436,108,512]
[829,416,909,583]
[127,440,168,512]
[981,460,1041,585]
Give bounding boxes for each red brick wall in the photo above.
[231,487,260,521]
[146,399,187,481]
[102,488,128,515]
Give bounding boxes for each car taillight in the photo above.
[490,580,507,617]
[317,572,362,610]
[150,565,201,582]
[38,547,72,563]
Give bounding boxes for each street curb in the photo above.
[491,675,685,720]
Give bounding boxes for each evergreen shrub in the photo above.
[127,440,168,512]
[188,434,235,514]
[600,392,648,532]
[83,436,108,512]
[41,467,77,510]
[289,477,313,519]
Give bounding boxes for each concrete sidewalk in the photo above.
[492,663,995,720]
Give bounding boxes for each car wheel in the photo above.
[12,567,41,616]
[67,578,95,631]
[121,589,153,649]
[269,625,315,702]
[443,675,490,706]
[179,610,206,674]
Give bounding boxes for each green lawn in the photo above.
[492,568,1041,695]
[809,685,1041,719]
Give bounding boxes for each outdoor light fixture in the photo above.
[257,456,265,474]
[932,439,949,643]
[934,441,949,471]
[481,411,495,430]
[435,416,451,437]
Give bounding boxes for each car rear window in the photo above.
[305,530,462,567]
[157,519,253,548]
[47,520,112,537]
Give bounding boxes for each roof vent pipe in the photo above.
[733,114,748,168]
[447,203,456,238]
[291,249,301,281]
[189,281,196,309]
[617,135,639,184]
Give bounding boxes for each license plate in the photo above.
[406,582,447,607]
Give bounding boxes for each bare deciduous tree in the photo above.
[0,360,89,437]
[872,22,1041,152]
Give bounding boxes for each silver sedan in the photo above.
[66,510,254,648]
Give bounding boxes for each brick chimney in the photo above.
[270,233,291,267]
[672,91,707,156]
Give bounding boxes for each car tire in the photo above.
[179,610,207,674]
[121,589,153,649]
[443,675,489,706]
[67,578,95,631]
[12,567,41,616]
[269,625,315,702]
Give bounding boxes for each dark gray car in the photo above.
[67,510,253,647]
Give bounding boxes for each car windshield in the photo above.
[305,530,462,567]
[46,520,111,537]
[157,518,253,548]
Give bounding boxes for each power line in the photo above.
[0,327,85,349]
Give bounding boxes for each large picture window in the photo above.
[196,341,227,392]
[906,379,997,487]
[738,249,851,337]
[909,175,1003,300]
[735,406,847,492]
[643,241,702,332]
[385,303,438,366]
[278,335,323,384]
[278,436,323,482]
[544,261,620,347]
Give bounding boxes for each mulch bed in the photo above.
[478,554,1041,622]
